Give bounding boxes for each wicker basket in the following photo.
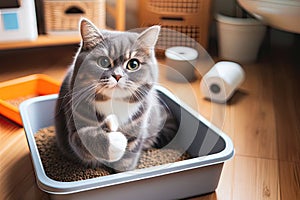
[44,0,106,33]
[139,0,212,52]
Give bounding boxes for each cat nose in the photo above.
[112,74,122,81]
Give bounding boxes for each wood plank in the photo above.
[0,122,47,199]
[278,161,300,199]
[272,48,300,162]
[106,0,126,31]
[191,155,280,200]
[232,156,280,200]
[0,35,80,51]
[190,193,217,200]
[272,46,300,199]
[231,62,278,159]
[115,0,126,31]
[214,158,234,200]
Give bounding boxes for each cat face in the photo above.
[72,19,160,101]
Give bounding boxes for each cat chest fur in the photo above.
[95,99,141,125]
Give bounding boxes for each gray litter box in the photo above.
[20,86,234,200]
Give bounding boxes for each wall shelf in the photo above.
[0,0,126,51]
[0,34,81,50]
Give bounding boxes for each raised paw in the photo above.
[105,114,119,132]
[107,131,127,162]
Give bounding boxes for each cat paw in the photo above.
[105,114,119,132]
[108,131,127,162]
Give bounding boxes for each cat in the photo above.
[55,18,178,172]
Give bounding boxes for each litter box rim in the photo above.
[20,86,234,195]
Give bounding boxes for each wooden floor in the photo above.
[0,38,299,200]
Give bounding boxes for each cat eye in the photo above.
[97,56,111,69]
[126,59,140,71]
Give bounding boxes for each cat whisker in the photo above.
[64,84,101,127]
[63,83,98,116]
[73,85,98,108]
[126,83,148,104]
[60,81,99,99]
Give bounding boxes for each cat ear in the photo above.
[80,18,104,50]
[137,25,161,48]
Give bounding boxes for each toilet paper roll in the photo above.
[165,46,198,82]
[200,61,245,103]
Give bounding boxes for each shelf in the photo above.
[0,0,126,51]
[0,34,81,51]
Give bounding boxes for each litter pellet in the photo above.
[35,126,191,182]
[6,94,37,107]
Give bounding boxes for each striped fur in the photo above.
[55,18,178,171]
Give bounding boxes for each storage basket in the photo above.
[139,0,212,53]
[44,0,106,33]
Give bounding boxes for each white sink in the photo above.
[237,0,300,33]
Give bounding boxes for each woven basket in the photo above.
[44,0,106,33]
[139,0,212,53]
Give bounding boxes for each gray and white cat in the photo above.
[55,18,178,172]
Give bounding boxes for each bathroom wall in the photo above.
[214,0,236,16]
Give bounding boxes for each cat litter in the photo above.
[6,94,37,107]
[20,86,234,200]
[35,126,190,182]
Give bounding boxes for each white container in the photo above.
[0,0,38,42]
[20,86,234,200]
[216,13,266,64]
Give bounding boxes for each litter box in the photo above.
[20,86,234,200]
[0,74,60,125]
